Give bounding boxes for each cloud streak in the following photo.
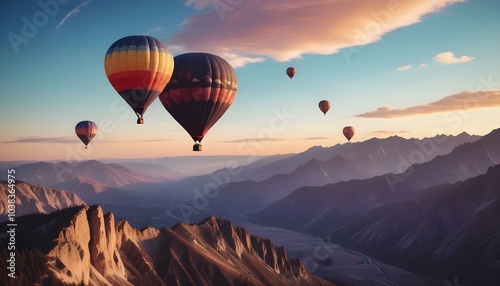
[369,130,411,136]
[355,90,500,118]
[221,138,288,143]
[2,136,76,144]
[395,64,412,71]
[55,0,94,30]
[2,136,172,144]
[433,52,474,64]
[173,0,463,67]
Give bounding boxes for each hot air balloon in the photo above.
[318,100,331,116]
[286,67,296,79]
[104,35,174,124]
[159,53,238,151]
[343,126,355,141]
[75,121,98,148]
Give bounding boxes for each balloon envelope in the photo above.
[159,53,238,150]
[104,35,174,123]
[286,67,296,79]
[75,121,98,148]
[343,126,355,141]
[318,100,331,115]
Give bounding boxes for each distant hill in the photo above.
[1,160,171,201]
[0,206,338,286]
[0,180,85,221]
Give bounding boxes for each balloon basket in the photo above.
[137,118,144,124]
[193,144,202,151]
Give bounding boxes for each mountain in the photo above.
[10,160,166,187]
[260,128,500,233]
[2,160,172,201]
[160,132,481,215]
[0,180,85,221]
[0,206,339,286]
[146,132,479,201]
[259,129,500,286]
[243,132,480,183]
[110,162,185,180]
[210,156,369,212]
[100,155,271,177]
[329,165,500,286]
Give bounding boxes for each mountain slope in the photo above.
[247,132,479,182]
[259,129,500,286]
[10,160,163,188]
[331,164,500,286]
[260,128,500,233]
[0,206,338,286]
[0,180,85,221]
[151,132,479,202]
[211,156,369,212]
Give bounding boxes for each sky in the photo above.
[0,0,499,161]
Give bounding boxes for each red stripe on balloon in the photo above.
[107,71,170,92]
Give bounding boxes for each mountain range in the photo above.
[169,131,482,214]
[258,129,500,285]
[0,180,84,221]
[0,206,338,286]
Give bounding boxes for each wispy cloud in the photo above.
[2,136,172,144]
[55,0,94,30]
[395,64,412,71]
[221,138,288,143]
[419,63,428,68]
[355,90,500,118]
[185,0,213,10]
[433,51,474,64]
[304,137,331,140]
[172,0,463,67]
[369,130,411,136]
[2,136,75,144]
[145,26,164,35]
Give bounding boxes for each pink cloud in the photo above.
[355,90,500,118]
[172,0,463,67]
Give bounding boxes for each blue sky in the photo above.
[1,0,499,160]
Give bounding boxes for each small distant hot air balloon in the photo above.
[343,126,355,141]
[286,67,296,79]
[159,52,238,151]
[75,121,98,148]
[318,100,331,116]
[104,35,174,124]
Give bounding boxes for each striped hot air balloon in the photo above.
[104,35,174,124]
[75,121,98,148]
[159,53,238,151]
